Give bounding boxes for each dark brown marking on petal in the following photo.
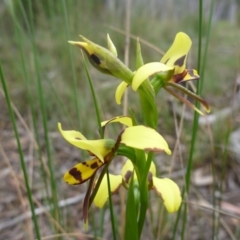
[75,137,82,140]
[172,70,188,83]
[82,162,89,167]
[90,54,101,65]
[174,55,186,67]
[69,167,82,182]
[124,170,133,184]
[90,162,99,169]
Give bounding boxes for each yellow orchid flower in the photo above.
[116,32,210,115]
[59,116,171,186]
[94,160,181,213]
[132,32,199,88]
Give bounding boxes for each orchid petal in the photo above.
[115,81,129,105]
[152,177,182,213]
[63,158,103,185]
[120,126,171,155]
[132,62,173,91]
[58,123,115,162]
[182,69,200,82]
[160,32,191,74]
[94,174,122,208]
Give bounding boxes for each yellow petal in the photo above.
[101,116,132,128]
[120,126,171,155]
[63,158,103,185]
[115,81,129,105]
[160,32,192,74]
[182,69,200,82]
[152,177,182,213]
[94,174,122,208]
[58,123,115,162]
[58,122,87,140]
[132,62,174,91]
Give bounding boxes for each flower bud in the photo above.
[69,35,134,84]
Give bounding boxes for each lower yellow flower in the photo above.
[94,160,182,213]
[60,116,171,186]
[59,116,173,225]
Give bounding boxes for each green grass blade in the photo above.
[61,0,81,130]
[181,1,214,239]
[0,60,41,240]
[180,1,203,238]
[26,0,60,224]
[10,0,51,203]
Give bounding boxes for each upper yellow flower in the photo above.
[132,32,199,89]
[116,32,210,115]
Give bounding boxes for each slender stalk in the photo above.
[121,2,131,236]
[202,2,216,239]
[123,0,131,116]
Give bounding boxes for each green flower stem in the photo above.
[138,81,158,128]
[151,73,171,94]
[138,152,153,236]
[125,176,139,240]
